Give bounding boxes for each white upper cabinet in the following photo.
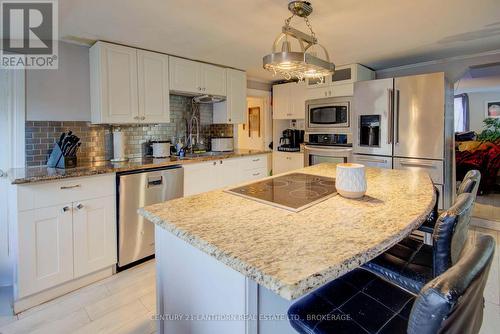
[272,81,306,119]
[213,69,247,124]
[169,57,200,94]
[200,63,227,96]
[137,50,171,123]
[90,42,139,124]
[170,56,227,96]
[90,42,170,124]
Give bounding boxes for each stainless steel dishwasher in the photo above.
[117,165,183,270]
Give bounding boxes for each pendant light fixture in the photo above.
[263,1,335,82]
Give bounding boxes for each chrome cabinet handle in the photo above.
[252,158,260,162]
[219,160,223,164]
[395,89,400,144]
[399,161,436,168]
[62,206,71,213]
[213,161,217,166]
[357,158,388,164]
[252,172,260,176]
[75,203,84,210]
[60,184,81,190]
[228,118,232,122]
[387,88,393,145]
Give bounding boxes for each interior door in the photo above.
[73,196,117,277]
[137,50,170,123]
[352,78,394,156]
[393,73,444,159]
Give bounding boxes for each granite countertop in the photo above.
[9,149,271,184]
[139,163,435,300]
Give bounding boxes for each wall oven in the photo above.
[306,97,352,132]
[304,134,353,166]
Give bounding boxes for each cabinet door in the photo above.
[214,69,247,124]
[272,152,304,174]
[290,82,306,119]
[306,86,330,100]
[138,50,170,123]
[94,42,139,123]
[18,205,74,298]
[183,161,219,196]
[272,83,289,119]
[200,64,226,96]
[169,57,200,94]
[217,158,243,188]
[73,196,117,277]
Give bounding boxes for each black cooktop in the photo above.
[226,173,337,212]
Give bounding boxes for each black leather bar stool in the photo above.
[363,192,475,293]
[288,235,495,334]
[418,169,480,234]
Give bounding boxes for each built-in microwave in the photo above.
[306,97,351,132]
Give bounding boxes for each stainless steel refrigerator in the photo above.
[352,72,454,209]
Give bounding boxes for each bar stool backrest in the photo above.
[432,193,475,276]
[408,235,495,334]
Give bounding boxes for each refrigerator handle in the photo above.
[395,89,400,144]
[387,89,393,145]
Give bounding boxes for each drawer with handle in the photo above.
[242,154,268,171]
[242,168,268,181]
[16,174,115,211]
[393,158,443,184]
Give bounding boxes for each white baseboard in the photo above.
[13,266,113,314]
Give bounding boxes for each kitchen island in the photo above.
[139,163,436,334]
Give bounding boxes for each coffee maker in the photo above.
[278,129,304,152]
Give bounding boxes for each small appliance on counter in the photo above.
[47,131,81,169]
[211,137,234,152]
[277,129,304,152]
[111,128,128,162]
[152,141,172,158]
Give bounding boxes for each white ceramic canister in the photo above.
[335,163,367,199]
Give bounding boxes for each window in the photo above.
[454,94,469,133]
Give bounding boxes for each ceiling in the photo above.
[59,0,500,82]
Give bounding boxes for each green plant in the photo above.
[477,118,500,142]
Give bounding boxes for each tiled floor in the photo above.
[0,223,499,334]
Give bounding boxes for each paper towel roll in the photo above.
[112,130,127,162]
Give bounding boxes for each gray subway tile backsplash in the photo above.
[25,95,233,167]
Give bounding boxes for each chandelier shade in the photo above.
[262,1,335,81]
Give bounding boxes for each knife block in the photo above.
[47,143,78,169]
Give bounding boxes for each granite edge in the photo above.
[10,151,271,185]
[138,177,436,300]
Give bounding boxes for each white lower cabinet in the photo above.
[73,196,117,277]
[10,174,117,311]
[18,205,74,298]
[272,152,304,175]
[183,154,270,196]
